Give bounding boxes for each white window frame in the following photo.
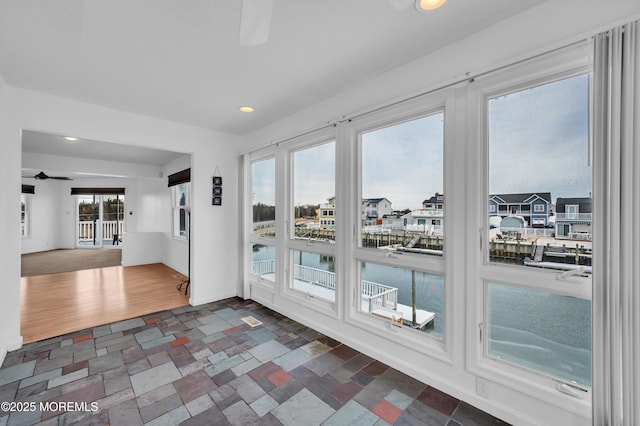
[281,131,339,317]
[21,193,31,238]
[534,204,545,212]
[344,89,457,363]
[172,182,190,240]
[244,148,278,294]
[465,45,592,416]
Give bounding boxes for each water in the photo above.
[251,245,591,386]
[488,284,591,386]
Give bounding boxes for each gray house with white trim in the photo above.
[488,192,552,227]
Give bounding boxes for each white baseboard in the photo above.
[8,336,23,352]
[190,292,237,307]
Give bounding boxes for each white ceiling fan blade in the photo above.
[239,0,274,47]
[387,0,414,10]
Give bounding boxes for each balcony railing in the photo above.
[78,220,124,242]
[555,213,592,221]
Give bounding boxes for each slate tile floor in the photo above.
[0,297,509,425]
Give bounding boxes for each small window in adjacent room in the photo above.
[172,182,190,239]
[21,194,30,238]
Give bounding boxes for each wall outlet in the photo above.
[476,377,489,398]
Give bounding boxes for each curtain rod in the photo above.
[242,37,587,156]
[341,38,587,124]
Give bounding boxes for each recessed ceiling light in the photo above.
[64,136,78,141]
[416,0,447,11]
[239,106,255,113]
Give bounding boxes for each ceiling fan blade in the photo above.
[239,0,273,47]
[387,0,414,10]
[50,176,73,180]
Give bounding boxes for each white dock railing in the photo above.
[499,227,555,237]
[293,264,336,290]
[361,280,398,312]
[252,259,276,276]
[252,261,398,311]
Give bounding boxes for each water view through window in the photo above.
[293,141,335,242]
[360,112,444,256]
[251,245,442,336]
[486,73,592,386]
[488,284,591,386]
[252,158,276,237]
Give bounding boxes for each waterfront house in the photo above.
[364,197,393,224]
[319,196,336,230]
[555,197,593,240]
[488,192,552,227]
[422,193,444,211]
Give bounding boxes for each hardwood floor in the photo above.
[20,263,189,344]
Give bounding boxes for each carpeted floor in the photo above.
[21,249,122,276]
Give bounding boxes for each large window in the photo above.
[249,155,277,285]
[354,103,448,341]
[251,158,276,237]
[287,139,336,303]
[482,71,592,388]
[242,43,596,419]
[292,141,335,242]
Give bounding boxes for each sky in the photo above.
[489,73,591,203]
[361,112,443,210]
[252,72,591,210]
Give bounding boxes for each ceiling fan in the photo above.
[238,0,448,47]
[23,171,73,181]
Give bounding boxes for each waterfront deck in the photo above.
[254,264,435,329]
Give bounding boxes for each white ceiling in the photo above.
[21,130,187,179]
[21,130,185,166]
[0,0,542,138]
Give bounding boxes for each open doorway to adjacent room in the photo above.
[20,130,192,343]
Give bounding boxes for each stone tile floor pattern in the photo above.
[0,297,510,425]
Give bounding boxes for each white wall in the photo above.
[0,76,22,363]
[21,179,63,254]
[1,85,242,366]
[237,1,640,426]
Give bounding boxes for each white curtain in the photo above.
[592,21,640,426]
